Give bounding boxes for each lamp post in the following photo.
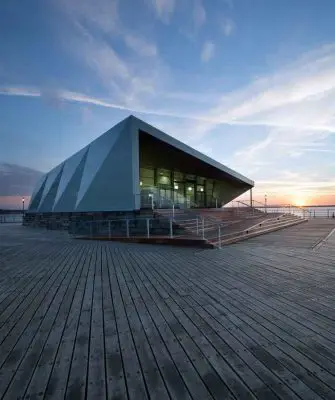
[22,197,25,214]
[148,193,154,210]
[264,194,267,214]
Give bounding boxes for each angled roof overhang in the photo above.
[132,116,254,188]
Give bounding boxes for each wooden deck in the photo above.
[1,222,335,399]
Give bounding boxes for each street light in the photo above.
[264,194,267,214]
[22,197,25,214]
[148,193,154,210]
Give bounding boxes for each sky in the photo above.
[1,0,335,208]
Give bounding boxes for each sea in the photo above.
[1,206,335,224]
[261,206,335,219]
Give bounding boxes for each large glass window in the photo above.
[140,167,154,186]
[174,171,184,181]
[140,164,224,208]
[157,168,171,185]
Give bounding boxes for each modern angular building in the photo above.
[27,115,254,217]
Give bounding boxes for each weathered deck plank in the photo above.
[1,223,335,399]
[3,244,88,399]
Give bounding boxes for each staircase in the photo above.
[210,213,307,247]
[155,207,307,248]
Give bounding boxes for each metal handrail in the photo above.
[237,200,253,208]
[69,216,182,239]
[252,199,266,207]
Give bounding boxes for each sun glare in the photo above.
[294,199,305,207]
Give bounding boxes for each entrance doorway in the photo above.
[158,187,171,208]
[185,182,195,208]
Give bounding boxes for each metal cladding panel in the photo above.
[38,165,64,212]
[37,163,64,211]
[28,174,48,211]
[75,119,127,208]
[75,120,136,212]
[29,174,46,204]
[130,118,140,209]
[53,148,88,212]
[52,146,88,209]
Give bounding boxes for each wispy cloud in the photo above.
[0,86,200,120]
[0,163,43,197]
[57,0,163,108]
[59,0,119,33]
[201,41,215,62]
[148,0,175,23]
[193,0,206,29]
[124,34,157,57]
[4,41,335,137]
[187,43,335,156]
[221,18,235,36]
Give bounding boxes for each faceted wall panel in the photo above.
[28,175,48,211]
[53,148,89,212]
[38,163,64,208]
[38,165,64,212]
[76,122,136,212]
[52,146,88,209]
[75,119,127,208]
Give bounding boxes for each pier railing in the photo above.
[231,201,335,219]
[68,217,187,239]
[0,214,23,224]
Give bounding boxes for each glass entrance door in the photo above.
[185,182,195,208]
[158,187,172,208]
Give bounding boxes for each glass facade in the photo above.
[140,166,223,209]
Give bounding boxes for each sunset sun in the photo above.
[294,199,305,207]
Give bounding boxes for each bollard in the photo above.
[126,219,130,237]
[196,218,199,235]
[146,218,150,238]
[169,219,173,238]
[202,217,205,239]
[218,225,221,249]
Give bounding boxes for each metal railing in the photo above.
[0,214,23,223]
[68,215,227,247]
[231,200,313,219]
[69,217,188,239]
[297,208,335,219]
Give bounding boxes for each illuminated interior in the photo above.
[139,130,251,208]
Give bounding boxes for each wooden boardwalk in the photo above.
[1,222,335,399]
